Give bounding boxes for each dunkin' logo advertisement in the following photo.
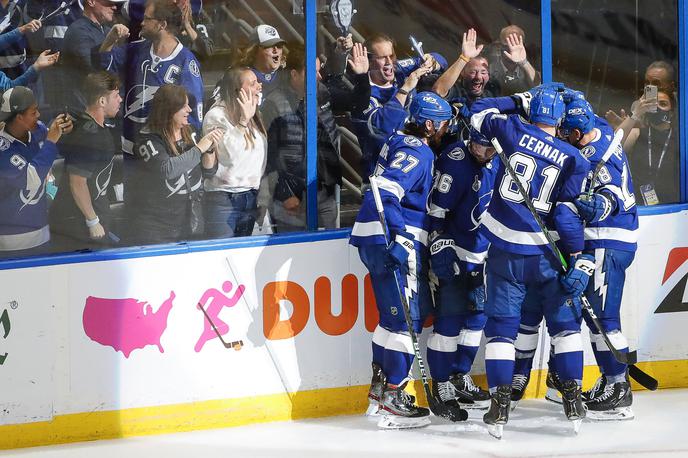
[81,274,381,357]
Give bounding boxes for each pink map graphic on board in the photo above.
[83,292,175,358]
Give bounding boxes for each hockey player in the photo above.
[0,86,72,255]
[354,33,447,178]
[470,87,592,437]
[350,92,452,429]
[426,127,498,410]
[560,98,638,420]
[509,96,639,423]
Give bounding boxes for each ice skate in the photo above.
[432,378,461,409]
[544,370,564,405]
[510,372,530,411]
[585,380,634,421]
[366,363,385,416]
[561,379,586,434]
[483,385,511,439]
[377,381,430,429]
[450,373,490,409]
[582,374,607,403]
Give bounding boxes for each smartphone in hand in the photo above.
[644,84,658,112]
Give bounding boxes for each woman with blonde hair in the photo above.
[132,84,222,244]
[202,67,268,238]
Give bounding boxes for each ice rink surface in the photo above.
[2,389,686,458]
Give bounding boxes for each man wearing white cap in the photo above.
[0,87,72,255]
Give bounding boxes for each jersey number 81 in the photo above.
[499,152,560,213]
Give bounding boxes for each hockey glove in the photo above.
[385,231,415,273]
[574,191,616,223]
[467,268,486,311]
[559,253,596,296]
[429,234,459,279]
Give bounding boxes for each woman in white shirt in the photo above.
[203,67,267,238]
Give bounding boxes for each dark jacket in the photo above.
[262,81,342,202]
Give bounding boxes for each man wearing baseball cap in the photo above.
[0,87,72,255]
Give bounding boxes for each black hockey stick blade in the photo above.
[427,395,468,422]
[629,364,659,391]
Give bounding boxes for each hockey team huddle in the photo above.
[349,53,642,437]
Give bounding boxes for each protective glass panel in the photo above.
[0,0,308,260]
[318,0,542,228]
[552,0,681,205]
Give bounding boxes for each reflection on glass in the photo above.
[552,0,680,205]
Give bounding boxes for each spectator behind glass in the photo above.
[131,84,222,245]
[0,19,60,91]
[605,60,677,130]
[0,0,30,80]
[353,33,442,178]
[262,46,342,232]
[202,67,267,239]
[60,0,125,111]
[121,0,213,59]
[619,88,679,205]
[49,71,122,251]
[233,24,287,100]
[0,86,72,256]
[99,0,205,155]
[484,24,541,95]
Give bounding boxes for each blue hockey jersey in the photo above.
[582,116,638,252]
[471,103,589,256]
[0,122,56,251]
[100,40,204,154]
[24,0,82,52]
[428,141,499,269]
[350,131,435,248]
[0,0,27,76]
[354,53,447,178]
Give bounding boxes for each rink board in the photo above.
[0,210,688,449]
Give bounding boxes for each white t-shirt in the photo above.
[202,102,267,192]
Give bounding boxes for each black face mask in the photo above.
[646,108,672,127]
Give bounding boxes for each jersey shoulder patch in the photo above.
[580,145,596,159]
[397,58,414,68]
[447,147,465,161]
[0,136,10,151]
[403,136,422,147]
[189,59,201,78]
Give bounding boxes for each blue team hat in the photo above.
[529,85,565,127]
[408,92,453,126]
[561,98,595,135]
[469,127,491,147]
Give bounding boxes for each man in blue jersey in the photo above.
[0,86,72,256]
[470,87,593,434]
[350,92,452,429]
[509,95,639,422]
[353,33,447,179]
[425,127,498,410]
[99,0,204,155]
[561,98,638,419]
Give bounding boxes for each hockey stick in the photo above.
[490,137,642,364]
[579,131,657,390]
[584,128,624,200]
[369,176,467,422]
[41,0,77,22]
[491,137,657,390]
[196,301,244,350]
